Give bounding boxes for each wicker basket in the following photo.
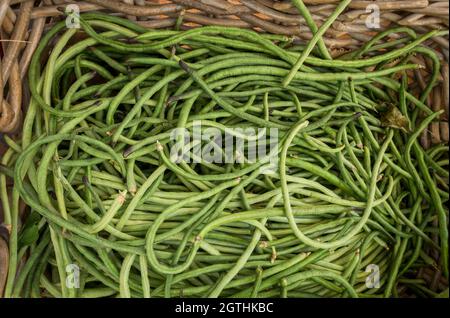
[0,0,449,297]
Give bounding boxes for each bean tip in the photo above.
[129,186,137,196]
[259,241,269,248]
[123,147,133,158]
[179,60,191,74]
[166,95,180,105]
[82,176,90,186]
[270,251,277,264]
[118,190,128,204]
[156,141,164,152]
[256,266,263,275]
[171,46,177,56]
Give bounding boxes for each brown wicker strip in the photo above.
[0,234,8,298]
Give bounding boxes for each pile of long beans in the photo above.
[0,9,448,298]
